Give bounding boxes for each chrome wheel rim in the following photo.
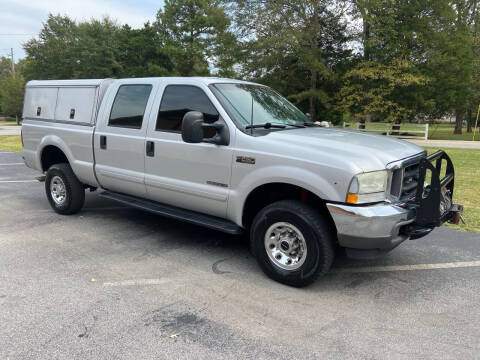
[264,222,307,270]
[50,176,67,205]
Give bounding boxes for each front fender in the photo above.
[227,165,345,226]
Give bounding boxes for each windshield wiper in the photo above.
[245,122,286,129]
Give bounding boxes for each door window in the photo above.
[156,85,219,133]
[109,85,152,129]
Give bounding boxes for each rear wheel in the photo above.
[250,200,334,287]
[45,163,85,215]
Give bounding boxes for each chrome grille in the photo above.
[389,154,424,202]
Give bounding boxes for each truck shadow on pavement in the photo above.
[73,192,480,295]
[79,194,422,289]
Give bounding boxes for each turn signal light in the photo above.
[346,193,358,204]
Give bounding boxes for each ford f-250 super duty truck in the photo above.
[21,77,463,287]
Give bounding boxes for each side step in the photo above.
[99,190,243,235]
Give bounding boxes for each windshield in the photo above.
[210,83,311,130]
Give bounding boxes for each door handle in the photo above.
[100,135,107,149]
[146,141,155,157]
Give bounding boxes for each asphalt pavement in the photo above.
[1,151,480,359]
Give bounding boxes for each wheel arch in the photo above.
[37,135,74,172]
[240,182,337,237]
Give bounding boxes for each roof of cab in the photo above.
[26,77,260,87]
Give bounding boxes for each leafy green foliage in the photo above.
[116,24,174,77]
[232,0,352,122]
[22,15,173,79]
[338,59,427,123]
[155,0,233,76]
[6,1,479,132]
[0,74,25,117]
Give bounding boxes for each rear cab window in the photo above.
[108,85,152,129]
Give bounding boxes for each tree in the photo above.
[347,0,474,133]
[155,0,233,76]
[117,24,174,77]
[338,59,426,127]
[22,14,174,80]
[450,0,474,134]
[466,0,480,132]
[233,0,352,122]
[73,17,123,78]
[0,57,15,113]
[0,74,26,124]
[0,57,13,81]
[22,15,79,80]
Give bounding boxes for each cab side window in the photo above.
[108,85,152,129]
[156,85,219,133]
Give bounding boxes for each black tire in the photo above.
[250,200,334,287]
[45,163,85,215]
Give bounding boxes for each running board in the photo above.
[99,191,243,235]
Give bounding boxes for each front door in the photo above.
[94,80,156,197]
[144,83,233,218]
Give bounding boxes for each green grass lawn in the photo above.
[0,135,478,232]
[428,123,480,141]
[344,122,480,141]
[0,117,21,126]
[0,135,22,152]
[425,147,480,233]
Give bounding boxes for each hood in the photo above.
[261,127,425,172]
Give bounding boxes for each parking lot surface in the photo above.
[1,151,480,359]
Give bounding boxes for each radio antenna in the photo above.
[250,91,254,135]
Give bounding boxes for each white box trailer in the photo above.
[23,79,114,126]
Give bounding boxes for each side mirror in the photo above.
[181,111,204,143]
[181,111,229,146]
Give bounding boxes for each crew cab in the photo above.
[21,77,463,287]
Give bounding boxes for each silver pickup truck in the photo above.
[22,77,463,286]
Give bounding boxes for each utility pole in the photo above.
[10,48,14,74]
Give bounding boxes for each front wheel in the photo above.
[250,200,335,287]
[45,163,85,215]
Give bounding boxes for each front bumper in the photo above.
[326,203,413,252]
[326,150,463,259]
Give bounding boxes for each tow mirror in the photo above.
[181,111,229,146]
[181,111,204,143]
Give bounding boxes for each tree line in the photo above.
[0,0,479,134]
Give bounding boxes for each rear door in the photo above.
[94,80,157,197]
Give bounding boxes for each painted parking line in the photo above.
[332,261,480,274]
[103,278,170,287]
[0,163,24,166]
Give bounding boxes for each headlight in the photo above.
[346,170,388,204]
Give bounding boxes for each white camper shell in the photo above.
[23,79,114,126]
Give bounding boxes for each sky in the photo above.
[0,0,163,61]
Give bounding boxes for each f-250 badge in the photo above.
[236,156,256,165]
